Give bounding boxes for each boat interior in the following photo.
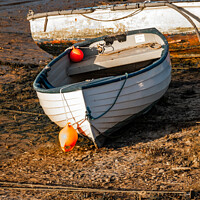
[46,33,166,88]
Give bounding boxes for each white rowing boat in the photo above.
[33,28,171,148]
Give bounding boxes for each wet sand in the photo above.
[0,0,200,199]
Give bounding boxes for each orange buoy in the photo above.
[69,46,84,62]
[59,122,78,152]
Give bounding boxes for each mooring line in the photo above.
[1,108,199,124]
[81,7,144,22]
[0,181,190,195]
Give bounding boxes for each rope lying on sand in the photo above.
[0,181,195,198]
[1,108,199,124]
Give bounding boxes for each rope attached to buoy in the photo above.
[59,86,87,136]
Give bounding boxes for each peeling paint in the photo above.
[29,2,200,43]
[166,33,200,51]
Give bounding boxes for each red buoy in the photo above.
[70,46,84,62]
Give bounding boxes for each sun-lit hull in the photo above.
[33,28,171,147]
[28,1,200,44]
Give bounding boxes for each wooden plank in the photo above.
[68,47,163,76]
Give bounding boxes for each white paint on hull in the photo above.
[37,89,94,141]
[82,55,171,133]
[36,53,171,144]
[33,28,172,147]
[28,2,200,42]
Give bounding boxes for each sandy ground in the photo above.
[0,0,200,199]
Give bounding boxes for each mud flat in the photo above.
[0,0,200,199]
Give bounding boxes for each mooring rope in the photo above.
[165,2,200,42]
[81,7,144,22]
[81,1,200,41]
[86,73,128,120]
[60,86,77,125]
[0,181,190,196]
[59,87,87,134]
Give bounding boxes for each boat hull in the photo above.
[28,2,200,44]
[33,28,171,148]
[36,54,171,147]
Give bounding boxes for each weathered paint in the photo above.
[164,32,200,69]
[166,33,200,58]
[28,2,200,44]
[166,33,200,50]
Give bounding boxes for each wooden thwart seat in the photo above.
[68,45,163,76]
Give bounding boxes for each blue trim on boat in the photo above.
[33,28,169,94]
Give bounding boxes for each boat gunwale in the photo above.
[33,28,169,94]
[27,0,200,20]
[38,64,171,104]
